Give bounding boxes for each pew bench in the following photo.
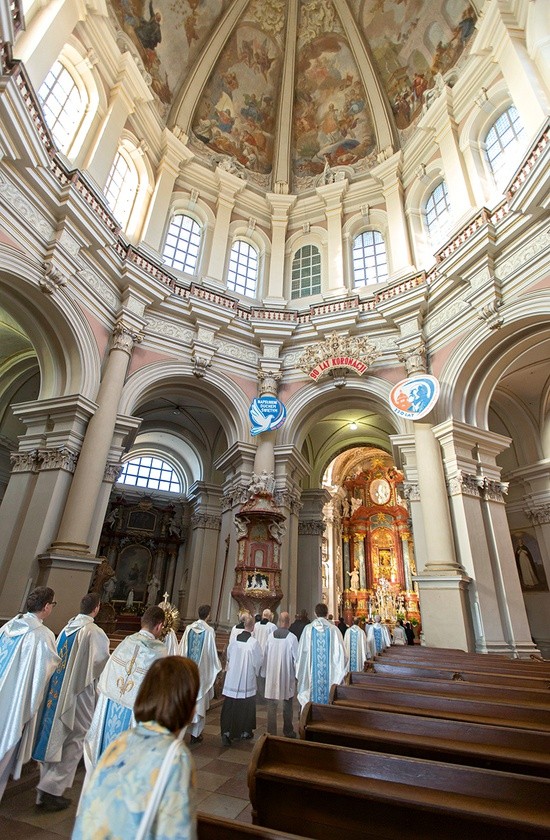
[366,661,550,689]
[330,682,550,730]
[299,701,550,777]
[346,670,550,706]
[248,735,550,840]
[198,814,313,840]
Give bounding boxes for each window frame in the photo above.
[162,212,203,276]
[483,104,526,190]
[227,237,259,298]
[291,243,322,299]
[423,179,452,247]
[116,454,182,494]
[351,229,389,288]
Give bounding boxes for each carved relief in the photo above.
[11,447,78,473]
[78,270,118,308]
[298,520,325,536]
[145,317,193,342]
[191,513,221,531]
[526,506,550,525]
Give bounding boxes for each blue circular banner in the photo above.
[249,397,286,436]
[389,374,440,420]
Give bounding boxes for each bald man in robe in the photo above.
[263,611,298,737]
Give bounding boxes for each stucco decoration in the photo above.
[347,0,478,139]
[191,4,287,182]
[292,0,377,190]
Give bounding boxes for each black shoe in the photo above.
[221,733,232,747]
[38,792,71,812]
[189,734,203,744]
[284,731,297,738]
[240,731,253,740]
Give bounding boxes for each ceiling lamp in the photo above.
[349,422,358,431]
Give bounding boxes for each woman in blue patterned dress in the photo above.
[73,656,199,840]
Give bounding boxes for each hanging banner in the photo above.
[249,396,286,436]
[389,374,440,420]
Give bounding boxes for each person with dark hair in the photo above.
[33,591,109,811]
[73,657,199,840]
[83,605,166,770]
[344,617,369,671]
[296,602,347,709]
[179,604,221,744]
[289,609,310,641]
[0,586,59,801]
[405,621,415,645]
[220,614,262,746]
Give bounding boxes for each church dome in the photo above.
[110,0,478,193]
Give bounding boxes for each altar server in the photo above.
[33,592,109,811]
[179,604,221,744]
[344,618,370,672]
[263,611,298,737]
[83,605,166,770]
[367,614,392,655]
[296,602,347,709]
[220,614,262,745]
[0,587,59,801]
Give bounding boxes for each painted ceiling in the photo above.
[109,0,480,192]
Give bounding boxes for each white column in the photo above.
[141,129,194,252]
[183,483,222,621]
[13,0,86,88]
[372,153,414,276]
[83,55,150,188]
[316,180,347,296]
[265,193,296,304]
[432,91,475,222]
[204,170,244,282]
[51,320,141,553]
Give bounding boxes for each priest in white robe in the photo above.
[344,619,369,672]
[296,602,347,709]
[220,614,262,745]
[33,592,109,811]
[179,604,221,744]
[263,611,298,737]
[366,614,392,655]
[83,605,166,771]
[0,587,59,802]
[253,608,276,700]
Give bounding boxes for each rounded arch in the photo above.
[440,295,550,428]
[119,362,252,447]
[0,249,101,400]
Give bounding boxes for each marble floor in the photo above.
[0,699,285,838]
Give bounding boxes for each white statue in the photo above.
[146,575,160,606]
[125,588,134,609]
[347,567,360,591]
[101,576,117,603]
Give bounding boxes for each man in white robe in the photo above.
[83,605,166,770]
[367,614,392,655]
[263,611,298,737]
[254,608,276,700]
[179,604,221,744]
[344,619,369,672]
[228,610,251,645]
[33,591,109,811]
[0,587,59,802]
[296,602,347,709]
[220,614,262,745]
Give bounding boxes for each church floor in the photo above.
[0,699,282,837]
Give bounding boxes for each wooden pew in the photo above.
[248,735,550,840]
[366,661,550,689]
[330,682,550,730]
[198,814,313,840]
[299,701,550,777]
[379,653,550,680]
[345,670,550,706]
[381,648,550,674]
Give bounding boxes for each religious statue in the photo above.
[105,506,122,529]
[347,567,360,591]
[167,510,181,537]
[101,575,117,604]
[146,574,161,606]
[268,520,285,543]
[90,558,115,596]
[125,588,135,609]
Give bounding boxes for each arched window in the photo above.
[227,239,258,297]
[104,149,139,229]
[352,231,388,287]
[117,456,181,493]
[484,105,525,188]
[424,180,451,246]
[163,214,202,274]
[291,245,321,299]
[38,60,83,153]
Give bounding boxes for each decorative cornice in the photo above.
[297,332,380,379]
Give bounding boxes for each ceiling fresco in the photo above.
[190,1,287,185]
[106,0,482,191]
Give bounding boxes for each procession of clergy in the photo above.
[0,585,396,817]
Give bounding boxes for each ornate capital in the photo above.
[11,446,78,473]
[526,505,550,525]
[191,513,221,531]
[222,485,251,512]
[447,471,480,497]
[257,368,282,396]
[397,341,427,376]
[192,356,211,378]
[298,520,325,536]
[104,463,124,483]
[111,321,143,353]
[403,481,420,502]
[274,488,302,515]
[10,449,40,473]
[249,470,275,496]
[40,261,67,295]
